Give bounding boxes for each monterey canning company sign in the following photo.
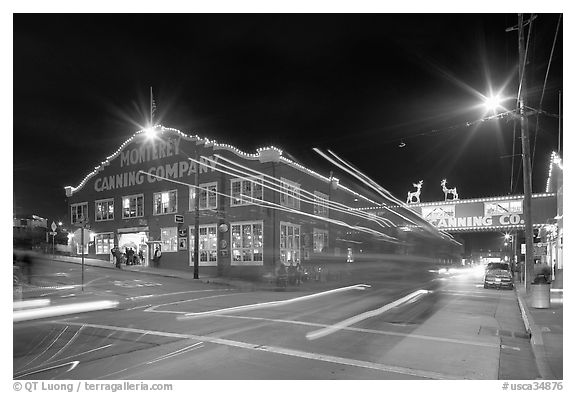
[93,136,218,193]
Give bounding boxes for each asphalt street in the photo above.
[13,260,540,380]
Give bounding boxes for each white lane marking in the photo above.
[13,300,119,323]
[178,284,371,320]
[146,342,205,364]
[54,321,458,380]
[306,289,431,341]
[145,294,238,314]
[126,288,233,301]
[125,304,153,311]
[500,345,521,351]
[213,314,501,349]
[14,361,80,379]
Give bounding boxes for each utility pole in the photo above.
[518,13,535,293]
[193,150,200,279]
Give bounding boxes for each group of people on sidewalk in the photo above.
[111,246,162,269]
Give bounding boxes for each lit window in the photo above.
[313,228,329,253]
[231,221,263,266]
[190,224,218,266]
[280,222,301,264]
[71,202,88,225]
[122,194,144,218]
[160,227,178,252]
[95,199,114,222]
[95,233,114,254]
[280,178,300,210]
[313,191,329,217]
[154,190,177,215]
[230,177,264,206]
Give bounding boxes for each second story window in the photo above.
[231,177,263,206]
[199,182,217,210]
[95,199,114,221]
[71,202,88,225]
[280,178,300,210]
[122,194,144,218]
[314,191,329,217]
[154,190,178,215]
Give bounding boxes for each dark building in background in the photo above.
[64,126,461,280]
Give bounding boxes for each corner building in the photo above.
[65,126,459,280]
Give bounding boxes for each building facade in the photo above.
[65,126,460,280]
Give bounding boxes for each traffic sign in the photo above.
[51,221,57,232]
[49,231,57,236]
[175,215,184,223]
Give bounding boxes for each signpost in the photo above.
[75,217,90,291]
[50,221,57,260]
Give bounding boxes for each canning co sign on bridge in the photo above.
[401,193,557,232]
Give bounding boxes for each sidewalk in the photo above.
[515,282,563,380]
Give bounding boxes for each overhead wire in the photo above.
[531,14,562,175]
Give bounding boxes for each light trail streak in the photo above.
[178,284,371,319]
[139,170,402,243]
[306,289,432,341]
[14,344,114,379]
[211,154,396,228]
[17,326,69,371]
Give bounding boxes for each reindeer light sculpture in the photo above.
[441,179,459,201]
[407,180,423,204]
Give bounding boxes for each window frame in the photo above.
[313,191,329,217]
[230,176,264,207]
[95,232,115,255]
[279,178,300,210]
[280,221,301,264]
[122,193,144,219]
[153,189,178,216]
[160,227,178,253]
[230,220,264,266]
[95,198,115,222]
[189,224,218,266]
[313,228,329,253]
[199,182,218,210]
[71,202,88,225]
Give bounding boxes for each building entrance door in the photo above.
[118,232,149,266]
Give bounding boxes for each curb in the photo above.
[514,287,556,380]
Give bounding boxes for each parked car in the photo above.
[483,262,514,289]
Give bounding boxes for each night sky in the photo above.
[13,13,563,224]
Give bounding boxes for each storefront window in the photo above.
[230,177,264,206]
[313,228,328,253]
[95,199,114,221]
[95,233,114,254]
[160,227,178,252]
[231,221,263,265]
[122,194,144,218]
[280,222,300,264]
[71,202,88,224]
[154,190,177,215]
[189,224,218,266]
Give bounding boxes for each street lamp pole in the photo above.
[518,13,535,293]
